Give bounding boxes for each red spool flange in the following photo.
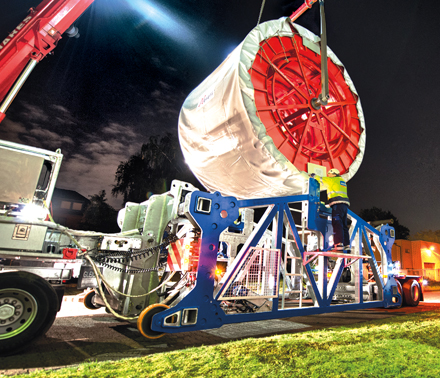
[249,32,363,175]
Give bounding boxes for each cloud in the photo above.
[17,102,78,127]
[50,104,70,114]
[102,122,137,139]
[158,81,173,90]
[57,153,122,208]
[0,118,73,149]
[84,139,126,156]
[145,81,185,120]
[57,141,137,209]
[19,102,50,122]
[151,56,177,72]
[56,122,144,209]
[50,104,77,126]
[151,89,162,98]
[29,127,75,148]
[0,118,27,143]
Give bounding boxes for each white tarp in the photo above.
[179,17,365,199]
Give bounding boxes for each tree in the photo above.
[359,207,410,240]
[410,229,440,243]
[79,190,120,233]
[112,132,200,203]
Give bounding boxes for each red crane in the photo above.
[0,0,94,123]
[0,0,321,125]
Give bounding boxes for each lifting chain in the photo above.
[97,261,165,274]
[91,233,179,274]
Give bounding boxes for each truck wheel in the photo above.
[137,304,169,339]
[0,271,59,355]
[83,291,102,310]
[403,279,421,307]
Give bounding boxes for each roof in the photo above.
[53,188,90,203]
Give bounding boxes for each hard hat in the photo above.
[328,168,340,176]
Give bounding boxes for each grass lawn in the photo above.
[3,310,440,378]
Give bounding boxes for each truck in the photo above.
[0,0,423,355]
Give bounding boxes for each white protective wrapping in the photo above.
[178,17,365,199]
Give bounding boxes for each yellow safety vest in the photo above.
[315,175,350,205]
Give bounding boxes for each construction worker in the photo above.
[309,168,350,251]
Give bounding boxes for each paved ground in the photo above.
[1,291,439,376]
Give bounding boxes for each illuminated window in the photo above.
[405,249,410,253]
[61,201,71,209]
[424,263,435,269]
[72,202,83,211]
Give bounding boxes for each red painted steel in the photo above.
[249,32,363,175]
[289,0,318,22]
[0,0,94,105]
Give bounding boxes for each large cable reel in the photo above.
[179,15,365,199]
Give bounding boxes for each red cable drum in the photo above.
[179,18,365,199]
[249,33,362,175]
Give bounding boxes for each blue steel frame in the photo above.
[151,179,401,334]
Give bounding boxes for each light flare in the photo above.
[125,0,195,44]
[20,204,48,220]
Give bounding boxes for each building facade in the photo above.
[51,188,90,229]
[392,240,440,281]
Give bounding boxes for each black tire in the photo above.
[0,271,59,355]
[403,279,421,307]
[83,291,102,310]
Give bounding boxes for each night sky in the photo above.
[1,0,439,235]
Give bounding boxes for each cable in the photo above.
[54,225,179,320]
[257,0,266,26]
[83,254,178,321]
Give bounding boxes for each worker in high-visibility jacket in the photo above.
[310,168,351,251]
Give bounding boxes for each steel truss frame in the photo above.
[151,179,401,334]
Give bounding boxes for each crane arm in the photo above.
[289,0,318,22]
[0,0,95,123]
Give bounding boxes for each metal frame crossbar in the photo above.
[303,251,372,268]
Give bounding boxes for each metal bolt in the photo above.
[11,300,17,305]
[16,305,21,309]
[9,317,15,322]
[4,299,9,304]
[15,311,20,316]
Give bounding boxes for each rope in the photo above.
[257,0,266,26]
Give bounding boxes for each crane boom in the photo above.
[0,0,94,123]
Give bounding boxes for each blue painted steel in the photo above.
[151,179,401,334]
[306,178,333,250]
[151,191,239,332]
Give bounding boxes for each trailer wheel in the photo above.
[0,271,59,355]
[83,291,102,310]
[403,279,421,307]
[137,304,169,339]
